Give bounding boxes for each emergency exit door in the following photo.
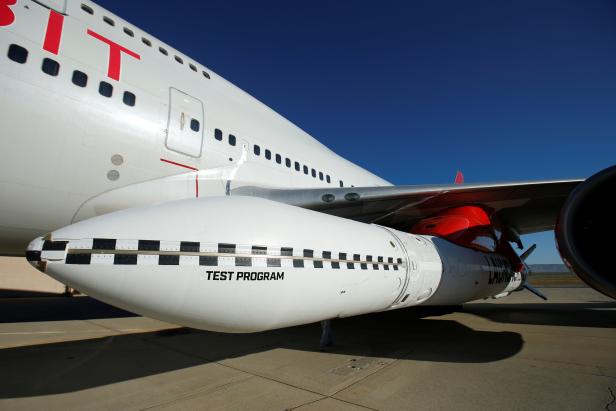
[166,88,204,157]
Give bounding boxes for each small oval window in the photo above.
[123,91,136,107]
[190,118,200,132]
[99,81,113,97]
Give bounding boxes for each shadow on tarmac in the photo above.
[0,297,526,398]
[0,290,64,299]
[463,301,616,328]
[0,295,137,323]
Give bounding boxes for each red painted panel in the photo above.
[411,205,527,271]
[410,206,497,252]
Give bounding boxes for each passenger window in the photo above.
[285,158,291,168]
[189,63,197,72]
[265,149,272,160]
[326,175,331,183]
[254,145,261,155]
[123,91,136,107]
[99,81,113,97]
[8,44,28,64]
[294,161,300,171]
[41,58,60,76]
[319,172,324,181]
[81,4,94,14]
[159,47,168,56]
[275,154,282,164]
[142,37,152,47]
[71,70,88,87]
[303,165,308,174]
[202,71,210,79]
[123,27,134,37]
[214,129,223,141]
[229,134,236,146]
[190,118,200,132]
[311,169,316,178]
[174,55,183,64]
[339,180,344,187]
[103,16,115,26]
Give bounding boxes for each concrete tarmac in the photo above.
[0,287,614,411]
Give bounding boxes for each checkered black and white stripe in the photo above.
[27,238,404,270]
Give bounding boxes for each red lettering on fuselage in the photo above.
[3,3,141,82]
[0,0,16,27]
[87,29,140,81]
[42,10,64,54]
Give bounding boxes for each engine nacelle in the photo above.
[556,165,616,299]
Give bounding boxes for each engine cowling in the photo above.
[556,165,616,299]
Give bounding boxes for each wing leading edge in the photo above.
[232,179,582,235]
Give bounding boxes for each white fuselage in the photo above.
[5,1,523,332]
[0,0,388,255]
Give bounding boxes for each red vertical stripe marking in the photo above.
[160,158,200,198]
[43,10,64,55]
[86,29,140,81]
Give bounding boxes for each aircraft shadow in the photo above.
[0,297,523,398]
[0,296,137,323]
[463,301,616,328]
[0,290,65,299]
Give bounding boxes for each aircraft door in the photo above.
[166,88,204,158]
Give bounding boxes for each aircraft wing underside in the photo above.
[232,179,583,235]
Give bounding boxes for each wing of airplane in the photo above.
[232,179,582,235]
[234,169,616,301]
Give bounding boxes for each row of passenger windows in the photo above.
[79,3,211,79]
[6,41,348,186]
[7,44,137,107]
[214,128,345,187]
[7,39,344,187]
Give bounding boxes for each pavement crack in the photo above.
[290,396,377,411]
[139,375,256,411]
[288,396,326,410]
[213,361,380,411]
[606,385,616,411]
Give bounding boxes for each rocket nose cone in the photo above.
[26,236,46,271]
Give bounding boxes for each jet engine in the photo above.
[556,165,616,299]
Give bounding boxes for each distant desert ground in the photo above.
[0,256,66,296]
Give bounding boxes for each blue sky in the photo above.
[96,0,616,263]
